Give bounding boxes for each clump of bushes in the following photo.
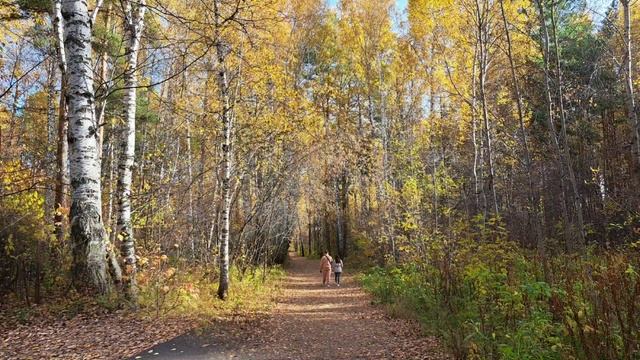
[361,240,640,359]
[137,252,285,322]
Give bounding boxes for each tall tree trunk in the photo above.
[427,88,439,232]
[471,45,482,215]
[621,0,640,167]
[39,56,58,303]
[535,0,573,253]
[53,0,69,252]
[99,2,123,287]
[46,57,57,229]
[550,4,586,252]
[7,45,24,154]
[106,139,117,244]
[214,0,233,300]
[475,0,499,217]
[499,0,544,255]
[307,208,313,256]
[62,0,110,294]
[187,116,196,257]
[335,172,348,259]
[117,0,146,303]
[95,2,113,165]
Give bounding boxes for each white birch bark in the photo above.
[46,58,57,223]
[214,0,232,300]
[62,0,110,293]
[117,0,146,302]
[474,0,499,217]
[53,0,69,246]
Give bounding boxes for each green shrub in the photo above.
[361,244,640,360]
[138,255,285,323]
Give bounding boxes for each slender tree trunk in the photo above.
[299,220,305,257]
[187,116,196,257]
[550,4,586,252]
[39,57,58,303]
[63,0,110,294]
[499,0,544,255]
[107,139,117,243]
[99,3,122,286]
[535,0,573,252]
[117,0,146,303]
[7,46,24,153]
[335,179,344,257]
[475,0,499,217]
[307,207,313,256]
[471,46,481,214]
[53,0,69,251]
[214,0,233,300]
[621,0,640,167]
[334,171,349,258]
[198,132,207,253]
[95,2,113,164]
[46,57,57,227]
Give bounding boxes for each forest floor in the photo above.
[127,254,449,360]
[0,254,448,359]
[0,301,193,359]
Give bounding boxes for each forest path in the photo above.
[129,254,447,360]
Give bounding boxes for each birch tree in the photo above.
[117,0,146,302]
[53,0,69,248]
[62,0,110,293]
[214,0,232,300]
[474,0,499,217]
[499,0,543,258]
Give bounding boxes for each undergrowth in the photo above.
[361,241,640,360]
[1,256,285,329]
[137,255,285,325]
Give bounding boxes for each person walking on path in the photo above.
[332,257,343,286]
[319,251,333,287]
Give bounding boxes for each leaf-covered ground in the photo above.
[1,255,448,359]
[129,255,449,359]
[0,309,193,359]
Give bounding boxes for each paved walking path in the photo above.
[129,254,448,359]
